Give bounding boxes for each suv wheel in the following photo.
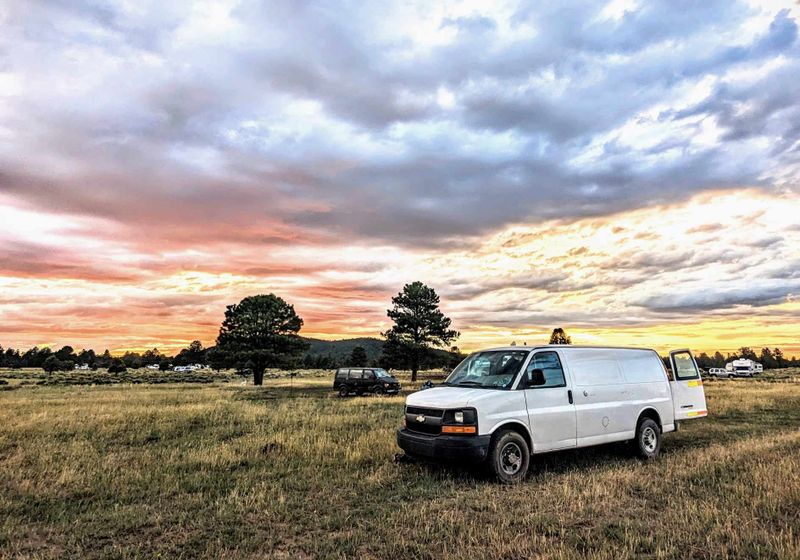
[338,386,349,397]
[373,386,384,396]
[634,417,661,460]
[488,430,530,484]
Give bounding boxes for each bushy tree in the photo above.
[42,355,72,373]
[4,348,21,369]
[350,346,368,367]
[96,350,113,369]
[382,282,459,382]
[759,348,776,369]
[739,347,757,361]
[175,340,206,366]
[205,346,228,372]
[215,294,308,385]
[77,349,97,368]
[696,352,712,369]
[122,352,142,369]
[142,348,162,366]
[773,348,786,368]
[55,345,76,363]
[549,328,572,345]
[108,358,127,374]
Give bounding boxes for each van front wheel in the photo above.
[635,418,661,460]
[489,430,530,484]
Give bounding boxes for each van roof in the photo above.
[479,344,661,353]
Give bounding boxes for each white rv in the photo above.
[398,346,707,483]
[726,359,760,377]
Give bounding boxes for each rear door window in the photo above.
[348,369,363,380]
[672,352,699,380]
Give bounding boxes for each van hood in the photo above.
[405,386,500,409]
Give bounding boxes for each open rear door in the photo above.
[669,349,707,420]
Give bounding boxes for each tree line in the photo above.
[693,346,798,369]
[0,340,210,373]
[2,282,798,383]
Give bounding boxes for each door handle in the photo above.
[567,389,573,404]
[583,390,590,397]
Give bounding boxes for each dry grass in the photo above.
[1,370,799,559]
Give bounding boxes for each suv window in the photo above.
[522,351,566,388]
[335,369,347,379]
[363,370,376,380]
[348,369,363,380]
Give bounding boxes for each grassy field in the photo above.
[1,369,799,559]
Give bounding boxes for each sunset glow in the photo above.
[1,1,799,357]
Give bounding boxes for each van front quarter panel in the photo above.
[468,390,529,437]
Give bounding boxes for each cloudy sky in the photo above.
[1,0,799,356]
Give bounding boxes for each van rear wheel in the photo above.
[338,386,349,397]
[634,418,661,460]
[488,430,530,484]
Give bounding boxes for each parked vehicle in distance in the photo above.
[397,346,707,483]
[707,367,730,378]
[334,367,401,397]
[726,359,761,377]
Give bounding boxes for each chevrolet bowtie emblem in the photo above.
[416,415,425,423]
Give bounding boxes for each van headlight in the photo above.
[443,408,477,425]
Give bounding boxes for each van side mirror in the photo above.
[527,369,546,387]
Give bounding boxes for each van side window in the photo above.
[364,370,376,380]
[335,369,347,379]
[672,352,699,380]
[523,352,566,388]
[348,369,363,380]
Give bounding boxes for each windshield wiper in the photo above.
[453,380,485,387]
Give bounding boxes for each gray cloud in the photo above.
[0,0,798,251]
[634,283,800,312]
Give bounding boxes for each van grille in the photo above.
[405,406,444,418]
[405,406,444,435]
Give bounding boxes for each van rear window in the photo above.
[673,352,699,380]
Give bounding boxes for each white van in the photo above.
[397,346,707,483]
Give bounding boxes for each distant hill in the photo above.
[300,336,462,369]
[301,337,385,363]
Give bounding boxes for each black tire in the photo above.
[373,386,384,396]
[634,417,661,460]
[728,374,734,379]
[338,385,349,397]
[488,430,530,484]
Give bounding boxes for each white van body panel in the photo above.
[403,345,702,456]
[563,347,675,447]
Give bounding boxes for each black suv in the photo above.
[334,368,401,397]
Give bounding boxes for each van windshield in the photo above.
[445,350,529,389]
[374,369,391,378]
